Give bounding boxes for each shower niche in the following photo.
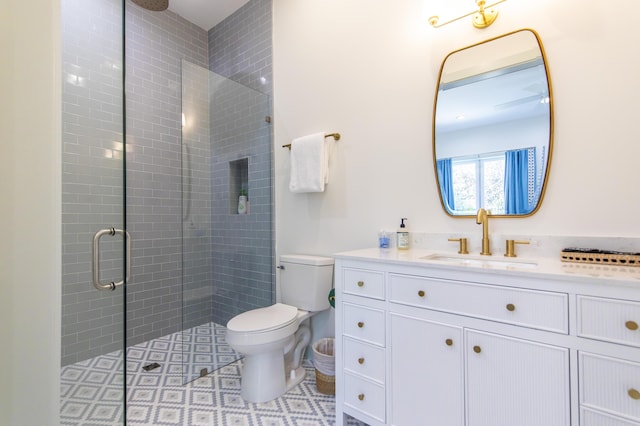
[230,157,249,214]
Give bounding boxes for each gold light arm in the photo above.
[429,0,507,29]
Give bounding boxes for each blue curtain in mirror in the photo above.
[437,159,455,211]
[504,148,534,214]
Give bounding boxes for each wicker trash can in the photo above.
[312,337,335,395]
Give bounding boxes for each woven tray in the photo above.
[561,248,640,267]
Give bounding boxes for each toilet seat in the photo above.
[227,303,298,334]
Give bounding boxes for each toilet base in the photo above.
[240,350,286,403]
[239,353,308,403]
[229,310,319,403]
[285,365,306,391]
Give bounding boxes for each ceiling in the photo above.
[167,0,249,31]
[436,63,550,133]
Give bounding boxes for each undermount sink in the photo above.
[421,254,538,270]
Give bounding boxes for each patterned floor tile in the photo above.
[61,322,367,426]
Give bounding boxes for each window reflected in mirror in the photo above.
[433,29,553,217]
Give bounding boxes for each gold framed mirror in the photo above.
[433,29,553,218]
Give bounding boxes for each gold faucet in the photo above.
[476,208,491,256]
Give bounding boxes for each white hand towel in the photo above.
[289,132,328,193]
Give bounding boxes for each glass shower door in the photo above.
[60,0,127,424]
[180,60,272,384]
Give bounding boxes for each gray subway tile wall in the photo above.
[208,0,273,97]
[207,0,275,325]
[62,0,274,365]
[209,77,273,324]
[123,2,209,348]
[61,0,127,365]
[181,60,214,331]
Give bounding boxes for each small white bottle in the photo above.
[397,218,409,250]
[238,189,247,214]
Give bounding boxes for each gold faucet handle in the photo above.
[505,240,529,258]
[448,237,469,255]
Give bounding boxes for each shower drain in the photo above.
[142,362,161,372]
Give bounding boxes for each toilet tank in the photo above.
[280,254,334,312]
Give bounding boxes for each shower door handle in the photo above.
[92,227,131,291]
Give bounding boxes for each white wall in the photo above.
[1,0,61,425]
[273,0,640,260]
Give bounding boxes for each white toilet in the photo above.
[225,254,334,403]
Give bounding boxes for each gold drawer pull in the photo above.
[626,321,639,331]
[445,338,453,346]
[506,303,516,312]
[473,345,482,354]
[629,388,640,400]
[357,281,364,287]
[418,290,426,297]
[357,321,364,328]
[358,357,365,364]
[358,393,365,401]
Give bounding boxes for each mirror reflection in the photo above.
[433,29,553,217]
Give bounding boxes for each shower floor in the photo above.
[60,322,366,425]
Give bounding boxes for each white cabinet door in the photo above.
[465,330,570,426]
[390,313,464,426]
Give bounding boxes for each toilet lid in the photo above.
[227,303,298,333]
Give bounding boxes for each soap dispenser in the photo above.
[238,189,247,214]
[397,218,410,250]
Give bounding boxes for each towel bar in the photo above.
[282,133,341,149]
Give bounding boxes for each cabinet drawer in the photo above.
[343,303,385,346]
[578,296,640,347]
[580,352,640,422]
[389,274,568,333]
[344,372,385,423]
[343,337,385,383]
[581,408,640,426]
[343,268,385,300]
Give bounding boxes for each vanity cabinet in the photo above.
[334,250,640,426]
[577,296,640,425]
[389,313,464,425]
[464,329,569,426]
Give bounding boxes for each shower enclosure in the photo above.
[180,59,273,384]
[60,0,274,423]
[60,0,128,421]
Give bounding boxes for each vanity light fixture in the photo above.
[428,0,506,29]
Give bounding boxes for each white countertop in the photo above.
[334,247,640,286]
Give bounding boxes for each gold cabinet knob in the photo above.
[358,393,365,401]
[418,290,426,297]
[357,281,364,287]
[358,357,365,364]
[357,321,364,328]
[473,345,482,354]
[629,388,640,400]
[626,321,639,331]
[445,338,453,346]
[506,303,516,312]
